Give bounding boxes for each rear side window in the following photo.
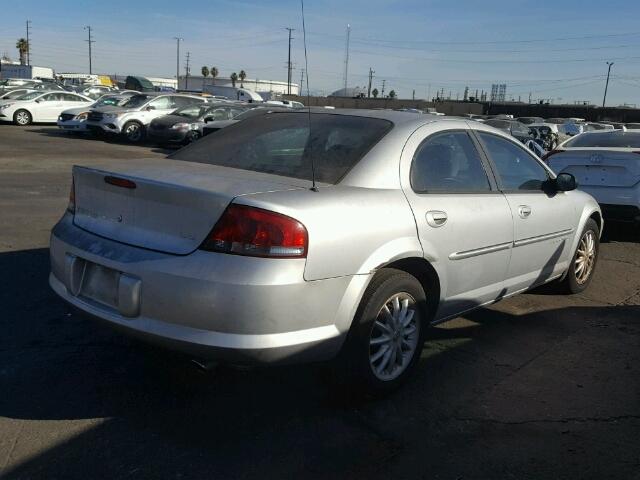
[170,113,392,184]
[564,131,640,148]
[410,131,491,192]
[478,132,549,191]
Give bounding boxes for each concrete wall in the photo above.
[484,102,640,123]
[282,95,484,116]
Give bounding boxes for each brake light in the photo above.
[104,176,137,189]
[200,204,308,258]
[541,149,563,162]
[67,177,75,214]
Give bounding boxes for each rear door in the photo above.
[401,125,514,319]
[36,93,66,121]
[475,131,576,293]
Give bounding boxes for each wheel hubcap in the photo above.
[369,293,420,381]
[575,230,596,284]
[126,125,141,141]
[17,112,28,124]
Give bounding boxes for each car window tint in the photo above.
[410,131,490,192]
[478,132,549,191]
[170,112,392,184]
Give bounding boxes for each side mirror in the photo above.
[146,105,156,111]
[35,99,42,103]
[204,116,214,123]
[555,172,577,192]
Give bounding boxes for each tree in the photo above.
[230,72,238,88]
[16,38,28,65]
[201,66,209,89]
[210,66,219,81]
[238,70,247,88]
[388,90,397,99]
[371,88,379,98]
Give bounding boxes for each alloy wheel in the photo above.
[125,124,142,142]
[15,111,30,125]
[575,230,596,284]
[369,292,420,381]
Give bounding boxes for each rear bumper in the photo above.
[578,184,640,217]
[49,213,357,364]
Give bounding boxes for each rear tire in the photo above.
[121,121,145,143]
[557,218,599,294]
[13,109,32,126]
[338,268,428,394]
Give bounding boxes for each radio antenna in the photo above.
[300,0,318,192]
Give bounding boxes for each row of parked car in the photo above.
[0,80,300,144]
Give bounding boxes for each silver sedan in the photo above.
[49,109,602,391]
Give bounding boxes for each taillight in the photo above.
[200,204,308,258]
[541,149,563,162]
[67,177,75,214]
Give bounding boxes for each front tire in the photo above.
[558,218,599,294]
[339,268,428,393]
[121,121,145,143]
[184,130,201,144]
[13,109,32,126]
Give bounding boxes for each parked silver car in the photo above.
[49,110,602,391]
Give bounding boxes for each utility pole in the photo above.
[173,37,183,86]
[381,79,386,98]
[84,26,95,74]
[413,89,416,100]
[299,68,305,95]
[26,20,32,66]
[528,91,532,104]
[285,28,294,95]
[602,61,614,108]
[343,24,351,91]
[367,67,374,98]
[185,51,191,90]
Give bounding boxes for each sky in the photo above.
[2,0,640,105]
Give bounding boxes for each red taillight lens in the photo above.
[541,149,563,162]
[67,177,75,214]
[200,204,308,258]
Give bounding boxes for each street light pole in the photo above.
[602,61,614,108]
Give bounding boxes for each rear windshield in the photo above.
[564,131,640,148]
[170,112,392,184]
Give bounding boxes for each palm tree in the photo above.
[16,38,28,65]
[230,72,238,88]
[371,88,379,99]
[238,70,247,88]
[201,66,209,90]
[388,90,397,99]
[210,66,219,83]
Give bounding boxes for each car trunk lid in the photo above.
[72,158,307,254]
[548,149,640,187]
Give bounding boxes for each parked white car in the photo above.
[85,93,208,143]
[546,130,640,223]
[57,93,136,132]
[0,88,36,100]
[0,91,92,125]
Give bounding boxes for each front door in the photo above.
[475,131,577,294]
[37,93,66,122]
[401,125,514,320]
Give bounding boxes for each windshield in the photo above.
[565,131,640,148]
[16,91,43,101]
[170,112,392,184]
[122,94,151,108]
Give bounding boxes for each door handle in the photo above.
[426,210,448,228]
[518,205,532,218]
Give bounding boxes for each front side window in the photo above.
[148,96,172,110]
[478,132,549,191]
[410,131,491,192]
[122,94,152,108]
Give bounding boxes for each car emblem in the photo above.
[589,154,603,164]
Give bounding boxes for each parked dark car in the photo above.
[202,106,290,136]
[484,119,533,144]
[516,116,545,125]
[148,102,252,145]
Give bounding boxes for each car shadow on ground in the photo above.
[1,242,638,479]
